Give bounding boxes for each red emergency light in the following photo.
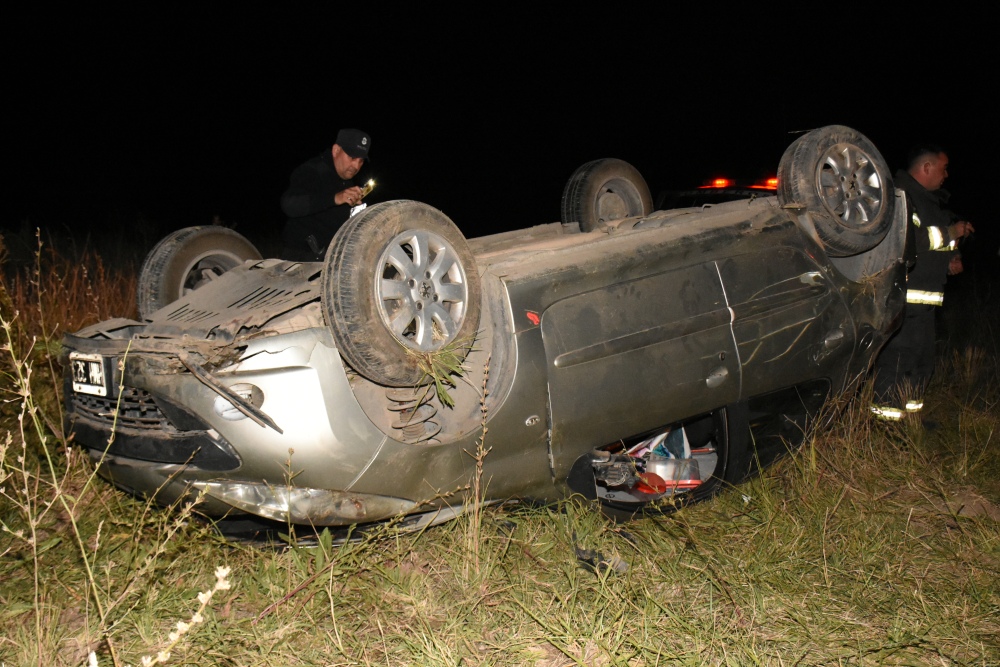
[751,177,778,190]
[698,178,733,189]
[697,176,778,190]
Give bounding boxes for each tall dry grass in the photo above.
[1,230,207,667]
[1,230,137,430]
[1,229,138,340]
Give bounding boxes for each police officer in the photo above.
[280,128,372,261]
[872,144,974,421]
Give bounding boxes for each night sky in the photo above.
[6,8,996,262]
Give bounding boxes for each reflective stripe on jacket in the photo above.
[912,211,956,251]
[906,289,944,306]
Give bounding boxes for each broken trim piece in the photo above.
[179,352,283,434]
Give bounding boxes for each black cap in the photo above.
[335,128,371,160]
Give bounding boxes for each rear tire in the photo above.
[137,226,261,319]
[777,125,894,257]
[561,158,652,232]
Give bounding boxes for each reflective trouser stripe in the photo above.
[871,405,904,420]
[907,290,944,306]
[871,401,924,421]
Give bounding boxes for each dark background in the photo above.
[5,8,996,266]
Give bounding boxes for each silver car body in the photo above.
[64,125,909,529]
[64,191,908,528]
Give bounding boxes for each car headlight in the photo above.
[193,481,416,526]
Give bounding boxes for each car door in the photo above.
[717,245,856,401]
[542,261,740,476]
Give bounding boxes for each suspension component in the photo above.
[385,387,441,444]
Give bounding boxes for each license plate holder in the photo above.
[70,352,112,397]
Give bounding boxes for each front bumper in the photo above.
[66,326,404,524]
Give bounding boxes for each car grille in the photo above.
[69,387,174,431]
[66,382,241,471]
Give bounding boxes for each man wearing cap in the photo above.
[280,128,372,261]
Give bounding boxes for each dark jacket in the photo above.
[280,149,357,261]
[895,169,955,295]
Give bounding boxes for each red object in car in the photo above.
[636,472,669,494]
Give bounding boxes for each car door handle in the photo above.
[824,329,846,349]
[706,366,729,389]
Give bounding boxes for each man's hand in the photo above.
[335,186,364,207]
[949,220,975,241]
[948,254,964,275]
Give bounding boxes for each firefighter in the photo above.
[872,144,974,421]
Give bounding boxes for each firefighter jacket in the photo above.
[895,169,957,306]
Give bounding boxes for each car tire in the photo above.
[322,200,482,387]
[137,226,262,319]
[777,125,894,257]
[561,158,652,232]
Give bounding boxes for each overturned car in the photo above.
[63,126,907,531]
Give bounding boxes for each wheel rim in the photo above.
[375,229,469,352]
[180,251,246,295]
[595,178,641,223]
[816,143,885,226]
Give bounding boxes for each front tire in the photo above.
[322,200,481,387]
